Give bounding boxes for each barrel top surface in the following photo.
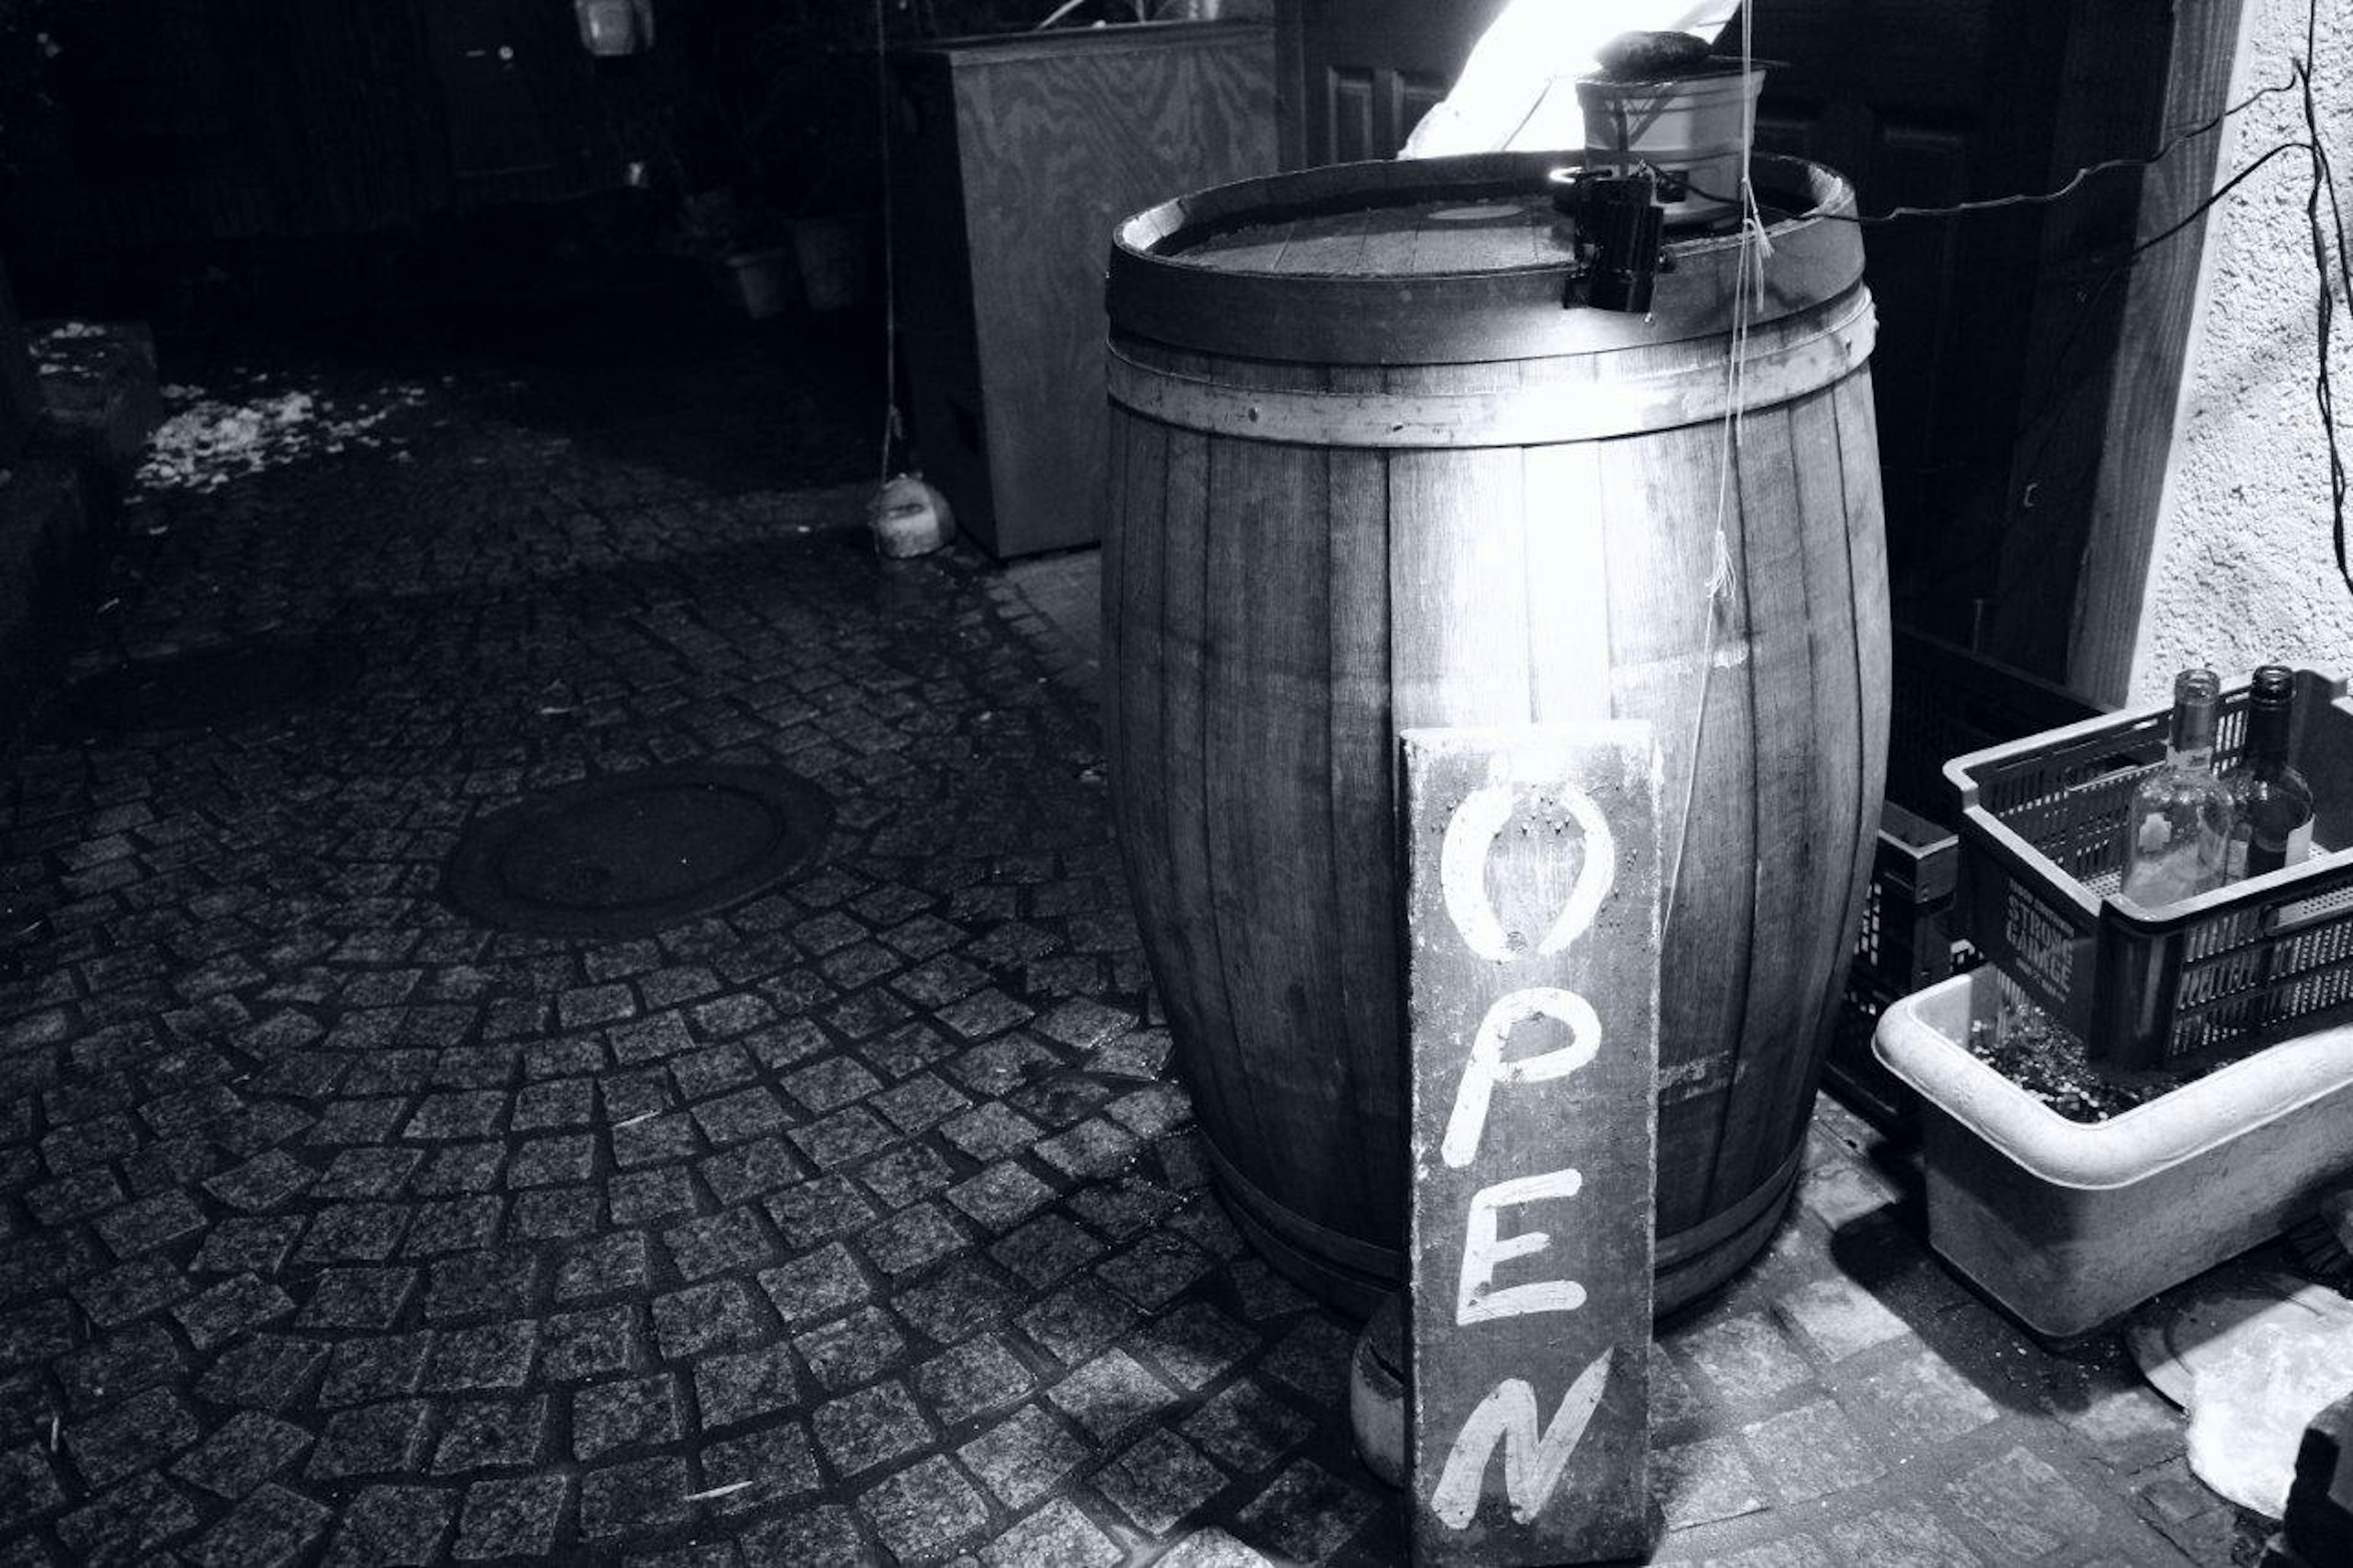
[1176,194,1567,278]
[1108,152,1868,363]
[893,17,1270,68]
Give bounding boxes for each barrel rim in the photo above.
[1108,286,1877,448]
[1105,152,1865,364]
[1118,151,1851,273]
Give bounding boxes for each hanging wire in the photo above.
[1890,135,2316,593]
[1589,4,2339,925]
[2106,135,2316,266]
[1942,74,2341,594]
[1661,7,1763,922]
[1674,72,2302,230]
[871,0,906,513]
[2298,0,2353,592]
[1670,11,2349,608]
[1648,1,2340,915]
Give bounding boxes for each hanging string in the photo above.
[1662,12,1762,920]
[872,0,906,505]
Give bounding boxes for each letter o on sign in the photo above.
[1438,784,1616,963]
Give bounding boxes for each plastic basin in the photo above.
[1873,969,2353,1336]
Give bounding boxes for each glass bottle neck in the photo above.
[2168,691,2218,766]
[2246,702,2293,767]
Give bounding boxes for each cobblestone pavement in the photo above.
[0,296,2269,1566]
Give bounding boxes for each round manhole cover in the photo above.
[67,637,362,735]
[445,764,834,937]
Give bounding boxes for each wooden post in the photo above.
[2059,0,2249,703]
[1402,722,1661,1567]
[0,264,40,467]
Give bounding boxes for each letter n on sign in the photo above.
[1401,722,1661,1567]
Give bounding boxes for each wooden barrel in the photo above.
[1103,153,1890,1317]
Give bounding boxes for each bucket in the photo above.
[1102,152,1889,1316]
[577,0,647,57]
[792,214,876,314]
[721,248,797,320]
[1577,67,1766,223]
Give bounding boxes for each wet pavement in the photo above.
[0,292,2275,1565]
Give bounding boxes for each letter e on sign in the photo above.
[1401,723,1661,1567]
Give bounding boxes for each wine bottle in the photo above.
[2120,668,2234,907]
[2226,664,2316,879]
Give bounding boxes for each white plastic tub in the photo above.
[1576,67,1765,223]
[1874,969,2353,1337]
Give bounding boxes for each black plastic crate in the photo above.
[1884,627,2102,823]
[1948,667,2353,1066]
[1825,632,2101,1130]
[1828,802,1968,1129]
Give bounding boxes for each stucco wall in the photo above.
[2128,0,2353,703]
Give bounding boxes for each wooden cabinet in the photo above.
[889,22,1277,559]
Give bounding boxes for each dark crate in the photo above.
[1828,802,1968,1129]
[1825,632,2101,1130]
[1884,626,2103,822]
[1949,667,2353,1067]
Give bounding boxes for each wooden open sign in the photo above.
[1402,723,1661,1566]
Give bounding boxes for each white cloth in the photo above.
[2185,1315,2353,1517]
[1400,1,1740,157]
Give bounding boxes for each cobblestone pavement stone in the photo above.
[0,297,2270,1565]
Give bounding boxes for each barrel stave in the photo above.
[1596,415,1760,1237]
[1200,428,1373,1235]
[1741,390,1875,1209]
[1123,419,1256,1184]
[1715,394,1841,1213]
[1324,380,1405,1237]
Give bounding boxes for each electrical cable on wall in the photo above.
[1677,78,2303,233]
[2302,0,2353,589]
[1876,134,2319,595]
[1675,0,2348,605]
[1695,74,2302,227]
[1655,0,2346,904]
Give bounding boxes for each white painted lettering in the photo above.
[1457,1168,1587,1324]
[1441,987,1601,1168]
[1430,1349,1615,1528]
[1438,780,1616,962]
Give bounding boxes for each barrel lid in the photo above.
[1175,191,1566,278]
[1108,152,1865,364]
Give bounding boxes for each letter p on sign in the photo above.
[1401,723,1661,1567]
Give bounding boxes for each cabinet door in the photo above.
[1276,0,1509,167]
[420,0,591,191]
